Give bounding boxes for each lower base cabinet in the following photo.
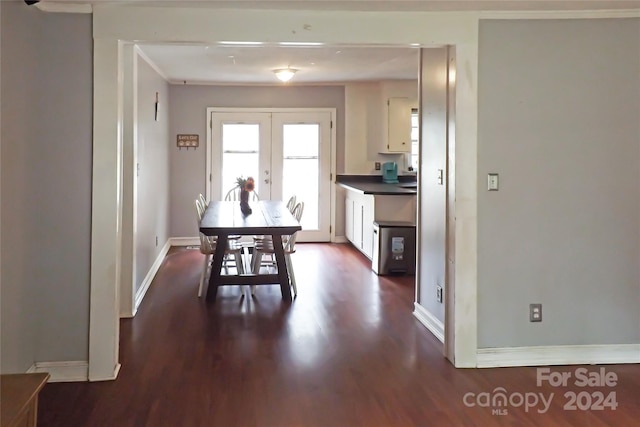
[344,188,417,261]
[345,192,374,259]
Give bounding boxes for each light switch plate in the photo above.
[488,173,499,191]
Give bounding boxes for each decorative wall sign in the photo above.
[177,134,199,149]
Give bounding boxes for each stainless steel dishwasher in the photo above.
[372,221,416,275]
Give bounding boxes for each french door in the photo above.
[208,109,333,242]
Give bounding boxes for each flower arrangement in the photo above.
[236,176,255,214]
[236,176,255,192]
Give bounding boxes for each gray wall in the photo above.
[477,19,640,347]
[168,84,345,238]
[135,55,170,292]
[417,48,450,322]
[1,2,92,371]
[1,0,40,373]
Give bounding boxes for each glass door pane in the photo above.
[271,111,332,242]
[210,112,271,201]
[221,124,260,197]
[211,110,331,242]
[282,124,320,230]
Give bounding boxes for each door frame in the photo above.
[90,7,482,381]
[205,107,338,242]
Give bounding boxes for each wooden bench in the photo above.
[1,373,49,427]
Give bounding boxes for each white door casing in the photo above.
[91,6,483,381]
[207,108,334,242]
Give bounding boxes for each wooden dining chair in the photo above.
[286,195,297,213]
[251,195,296,267]
[251,201,304,297]
[224,186,260,202]
[194,199,245,297]
[198,193,208,209]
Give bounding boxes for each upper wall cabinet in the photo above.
[383,97,412,153]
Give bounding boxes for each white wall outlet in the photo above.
[436,286,443,303]
[530,303,542,322]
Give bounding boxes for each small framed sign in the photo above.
[177,134,199,149]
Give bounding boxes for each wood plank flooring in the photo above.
[37,244,640,426]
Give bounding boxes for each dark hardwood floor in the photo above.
[38,243,639,426]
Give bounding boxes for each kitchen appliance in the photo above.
[372,221,416,275]
[381,162,399,183]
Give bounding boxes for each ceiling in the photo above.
[40,0,640,85]
[137,43,420,85]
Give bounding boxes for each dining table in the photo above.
[199,200,302,302]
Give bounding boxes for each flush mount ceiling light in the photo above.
[273,68,297,83]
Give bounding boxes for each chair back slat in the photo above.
[284,201,304,252]
[198,193,208,209]
[224,186,260,201]
[195,198,216,253]
[286,195,297,213]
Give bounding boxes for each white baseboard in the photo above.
[27,361,88,382]
[89,363,121,382]
[169,236,200,247]
[413,302,444,343]
[133,239,172,314]
[476,344,640,368]
[333,236,348,244]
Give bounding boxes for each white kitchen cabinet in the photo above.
[384,97,412,153]
[345,197,354,242]
[343,186,417,260]
[361,199,374,259]
[345,191,374,259]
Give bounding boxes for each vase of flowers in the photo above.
[236,176,255,215]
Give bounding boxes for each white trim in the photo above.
[413,303,445,343]
[127,238,198,317]
[133,239,172,315]
[170,237,201,247]
[452,41,479,369]
[134,46,171,83]
[27,361,89,382]
[476,344,640,368]
[36,2,640,18]
[169,80,353,87]
[205,107,337,243]
[479,9,640,20]
[89,362,121,382]
[333,236,349,244]
[36,2,92,13]
[89,38,123,383]
[119,43,138,320]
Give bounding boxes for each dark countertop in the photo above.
[336,174,417,195]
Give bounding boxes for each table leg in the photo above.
[272,233,292,301]
[205,234,228,302]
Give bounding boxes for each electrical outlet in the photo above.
[530,303,542,322]
[375,162,381,170]
[436,286,443,303]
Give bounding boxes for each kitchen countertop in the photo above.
[336,175,417,195]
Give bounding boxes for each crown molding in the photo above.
[36,2,92,13]
[134,46,171,83]
[479,8,640,19]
